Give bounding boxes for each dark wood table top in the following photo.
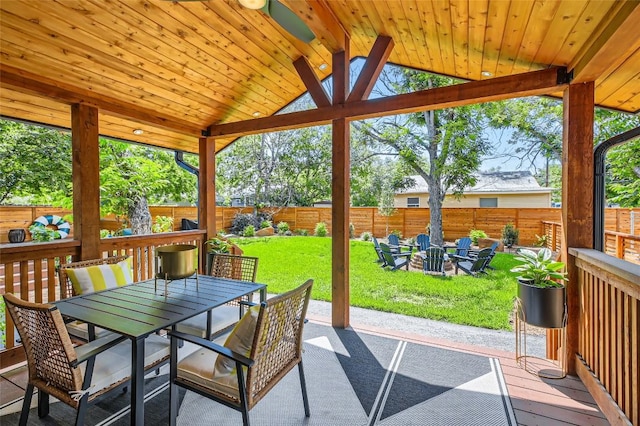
[54,275,267,339]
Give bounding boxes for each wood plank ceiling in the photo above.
[1,0,638,155]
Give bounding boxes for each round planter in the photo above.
[8,229,26,243]
[517,279,566,328]
[156,244,197,280]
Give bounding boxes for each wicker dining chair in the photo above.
[58,255,130,341]
[175,253,259,340]
[3,293,170,426]
[168,279,313,426]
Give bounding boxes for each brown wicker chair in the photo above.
[167,279,313,426]
[58,255,130,341]
[3,293,170,426]
[175,253,260,340]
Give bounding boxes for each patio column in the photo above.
[200,136,216,269]
[331,46,350,328]
[71,103,101,260]
[562,81,595,375]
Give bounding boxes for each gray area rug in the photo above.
[2,322,516,425]
[178,322,517,425]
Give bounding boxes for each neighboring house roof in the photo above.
[399,171,553,195]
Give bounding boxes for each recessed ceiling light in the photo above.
[481,71,493,77]
[238,0,266,10]
[318,63,328,71]
[252,111,261,117]
[133,129,144,135]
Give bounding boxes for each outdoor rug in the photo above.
[1,322,516,425]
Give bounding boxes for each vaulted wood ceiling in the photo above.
[1,0,638,154]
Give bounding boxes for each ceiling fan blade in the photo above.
[262,0,316,43]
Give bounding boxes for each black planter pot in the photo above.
[517,279,566,328]
[8,228,26,243]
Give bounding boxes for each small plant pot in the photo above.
[8,229,26,243]
[517,279,566,328]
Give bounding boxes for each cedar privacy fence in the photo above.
[1,205,639,248]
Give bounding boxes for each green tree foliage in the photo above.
[0,120,72,204]
[487,99,640,207]
[355,68,491,245]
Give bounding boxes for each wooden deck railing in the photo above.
[569,248,639,425]
[0,230,205,368]
[543,221,640,265]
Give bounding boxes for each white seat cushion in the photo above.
[75,334,170,396]
[174,305,241,338]
[177,306,260,398]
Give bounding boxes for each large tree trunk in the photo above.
[128,196,152,235]
[428,183,445,246]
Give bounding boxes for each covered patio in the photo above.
[1,1,639,424]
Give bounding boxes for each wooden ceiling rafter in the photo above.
[207,67,568,139]
[292,56,332,108]
[347,35,394,102]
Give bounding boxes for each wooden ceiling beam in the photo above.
[207,67,568,139]
[293,56,332,107]
[570,1,640,83]
[280,0,349,53]
[347,35,394,102]
[0,65,204,137]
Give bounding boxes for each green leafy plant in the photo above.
[243,225,256,237]
[296,229,308,236]
[361,231,372,241]
[534,234,548,247]
[205,237,230,253]
[277,221,290,233]
[469,229,487,245]
[501,223,519,247]
[152,215,174,233]
[260,220,271,229]
[314,222,328,237]
[510,248,567,288]
[390,229,402,238]
[28,223,56,242]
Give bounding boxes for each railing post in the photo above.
[616,234,624,259]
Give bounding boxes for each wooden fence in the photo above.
[3,205,638,246]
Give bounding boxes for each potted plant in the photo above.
[511,248,568,328]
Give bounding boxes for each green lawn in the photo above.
[231,236,522,331]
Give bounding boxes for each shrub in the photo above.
[205,237,230,253]
[230,213,257,234]
[361,231,371,241]
[469,229,487,245]
[502,223,519,247]
[152,215,174,233]
[277,221,290,233]
[295,229,308,236]
[349,223,355,239]
[315,222,328,237]
[260,220,271,229]
[243,225,256,237]
[29,224,55,242]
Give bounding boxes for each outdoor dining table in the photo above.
[54,274,266,426]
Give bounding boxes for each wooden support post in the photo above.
[71,103,101,260]
[562,81,595,375]
[200,137,216,272]
[331,45,350,328]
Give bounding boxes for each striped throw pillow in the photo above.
[67,258,133,295]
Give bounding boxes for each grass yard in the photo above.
[231,236,522,331]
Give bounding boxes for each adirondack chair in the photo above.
[416,233,431,251]
[372,237,387,266]
[449,237,473,261]
[468,241,499,270]
[379,242,411,271]
[387,234,412,254]
[422,246,446,276]
[455,248,493,277]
